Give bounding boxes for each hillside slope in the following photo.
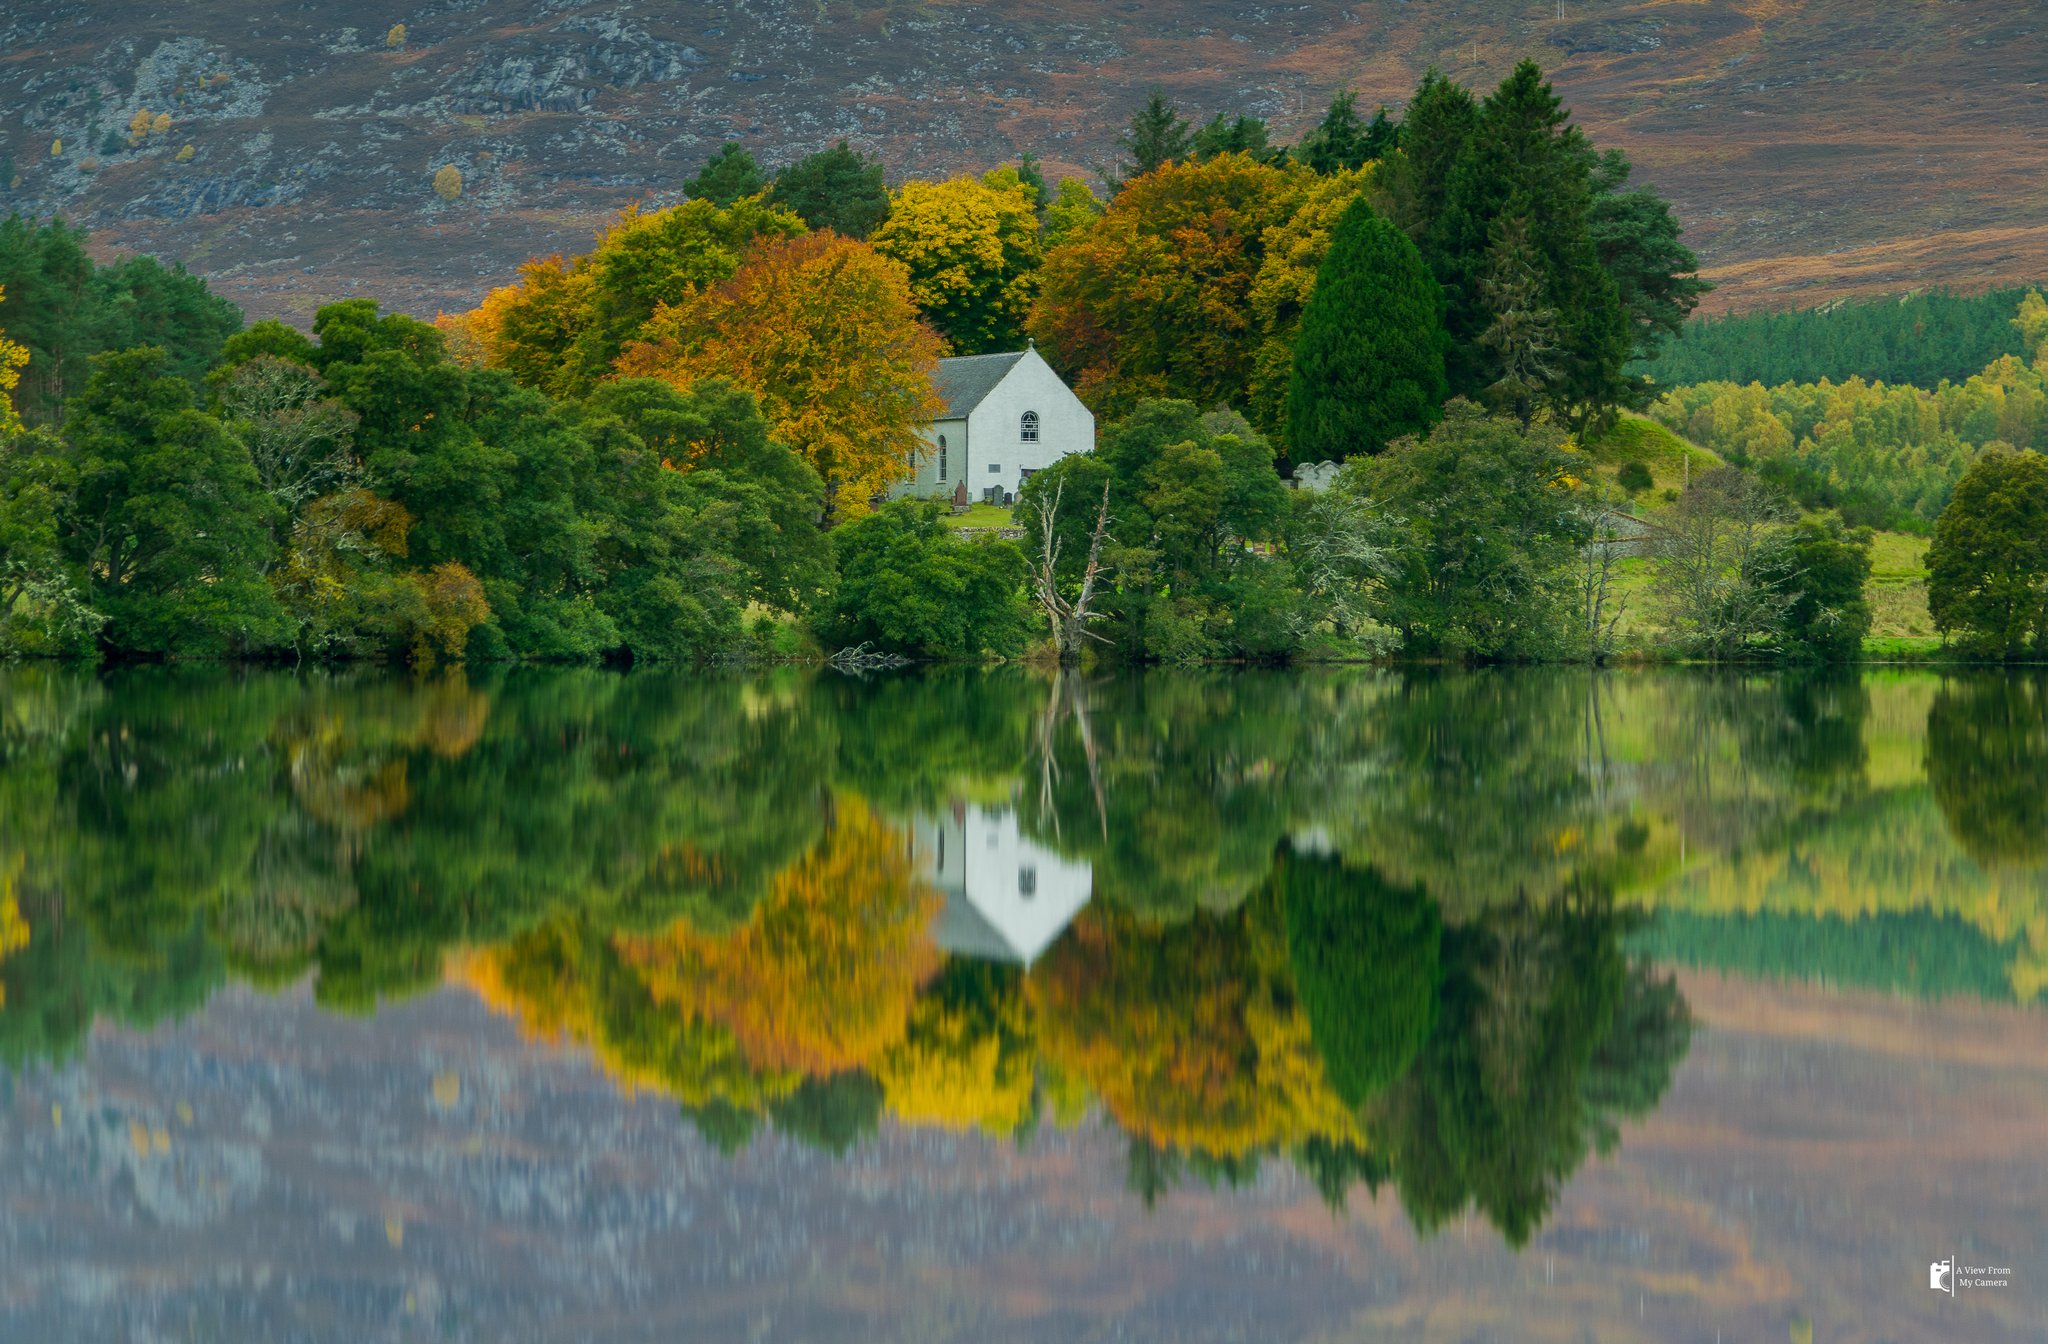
[1,0,2042,323]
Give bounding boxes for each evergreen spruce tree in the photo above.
[683,142,766,207]
[1476,209,1560,427]
[1193,113,1276,162]
[1294,92,1371,174]
[1387,70,1476,242]
[1109,90,1193,190]
[1431,61,1630,420]
[1361,105,1401,161]
[1286,197,1448,460]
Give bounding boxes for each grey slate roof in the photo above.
[931,350,1027,417]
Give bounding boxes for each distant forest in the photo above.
[1645,286,2037,390]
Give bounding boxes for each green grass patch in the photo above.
[1861,634,1947,660]
[939,502,1016,530]
[1867,530,1929,580]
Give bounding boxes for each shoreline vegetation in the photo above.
[2,63,2046,670]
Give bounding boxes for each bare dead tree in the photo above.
[1032,478,1116,665]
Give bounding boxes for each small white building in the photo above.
[908,801,1093,966]
[898,345,1096,506]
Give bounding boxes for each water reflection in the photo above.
[2,665,2045,1252]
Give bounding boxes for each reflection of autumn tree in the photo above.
[450,916,794,1115]
[1928,674,2048,868]
[876,960,1035,1137]
[616,797,941,1075]
[1030,880,1360,1160]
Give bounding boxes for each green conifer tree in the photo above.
[684,142,766,207]
[769,141,890,238]
[1387,70,1476,241]
[1294,91,1375,175]
[1286,197,1448,460]
[1431,61,1630,420]
[1109,90,1192,190]
[1193,113,1276,163]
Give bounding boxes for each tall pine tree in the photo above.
[1430,61,1630,421]
[1386,70,1476,243]
[1286,197,1448,461]
[1109,90,1193,190]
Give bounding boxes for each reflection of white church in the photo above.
[909,802,1092,965]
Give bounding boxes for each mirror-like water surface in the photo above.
[1,667,2042,1341]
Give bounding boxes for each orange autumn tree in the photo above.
[1027,152,1321,419]
[617,231,945,520]
[449,918,799,1113]
[614,796,943,1075]
[437,195,804,396]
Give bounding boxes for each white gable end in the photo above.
[964,348,1094,500]
[896,347,1095,503]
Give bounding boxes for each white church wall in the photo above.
[963,349,1095,501]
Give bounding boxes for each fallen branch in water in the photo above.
[827,641,913,674]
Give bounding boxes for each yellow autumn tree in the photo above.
[872,168,1042,355]
[618,231,946,519]
[151,112,172,136]
[432,163,462,201]
[1244,164,1373,442]
[0,286,27,437]
[614,796,943,1075]
[129,108,153,139]
[386,23,407,48]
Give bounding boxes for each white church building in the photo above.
[899,345,1096,506]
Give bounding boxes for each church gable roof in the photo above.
[931,350,1029,417]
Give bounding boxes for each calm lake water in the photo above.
[0,666,2042,1342]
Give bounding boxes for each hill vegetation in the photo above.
[0,0,2042,322]
[1644,287,2040,391]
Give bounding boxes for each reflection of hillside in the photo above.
[1629,785,2048,999]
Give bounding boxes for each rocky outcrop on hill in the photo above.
[0,1,2041,323]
